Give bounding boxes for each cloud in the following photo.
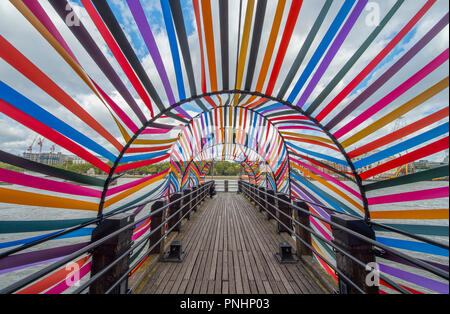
[0,0,448,164]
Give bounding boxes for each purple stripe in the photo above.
[325,12,449,130]
[291,181,332,220]
[0,243,89,271]
[50,0,147,124]
[0,256,66,275]
[381,251,449,273]
[297,0,368,108]
[127,0,175,105]
[379,263,449,294]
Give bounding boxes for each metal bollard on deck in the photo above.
[276,193,292,234]
[293,200,312,257]
[168,193,183,232]
[330,213,379,294]
[149,199,167,256]
[90,213,134,294]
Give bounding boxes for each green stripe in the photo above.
[374,224,449,237]
[0,218,93,233]
[364,166,449,191]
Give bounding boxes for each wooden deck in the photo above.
[134,193,327,294]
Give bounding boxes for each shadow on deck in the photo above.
[132,193,331,294]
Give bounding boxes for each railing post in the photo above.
[209,181,216,198]
[258,187,266,213]
[276,193,292,234]
[192,186,198,212]
[293,200,312,257]
[182,188,192,220]
[266,190,275,220]
[330,213,379,294]
[168,193,182,232]
[149,199,167,255]
[224,180,229,193]
[90,213,134,294]
[237,180,242,194]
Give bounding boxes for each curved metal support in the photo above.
[99,90,368,221]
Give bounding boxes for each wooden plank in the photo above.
[136,193,325,295]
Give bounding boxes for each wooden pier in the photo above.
[133,193,328,294]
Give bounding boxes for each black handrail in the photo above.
[0,182,213,294]
[241,181,449,280]
[240,182,411,294]
[240,181,449,294]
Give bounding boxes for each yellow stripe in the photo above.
[243,0,286,106]
[290,162,364,213]
[233,0,256,105]
[342,77,449,148]
[104,172,168,208]
[280,132,334,144]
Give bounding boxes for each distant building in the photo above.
[22,152,71,166]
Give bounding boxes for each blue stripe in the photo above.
[0,81,117,162]
[0,228,93,249]
[291,171,361,217]
[376,237,449,257]
[119,150,169,163]
[354,123,449,169]
[161,0,186,100]
[287,0,355,104]
[287,141,348,166]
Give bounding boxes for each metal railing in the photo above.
[239,180,449,294]
[0,181,215,294]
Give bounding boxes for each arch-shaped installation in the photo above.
[0,0,448,294]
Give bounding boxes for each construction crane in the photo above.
[390,117,415,178]
[37,137,45,154]
[27,136,38,153]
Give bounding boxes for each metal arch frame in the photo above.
[180,142,275,188]
[98,90,369,221]
[170,104,293,193]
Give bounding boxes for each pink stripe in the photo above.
[105,168,169,196]
[334,48,449,139]
[44,261,92,294]
[0,168,101,198]
[132,223,150,241]
[94,82,139,133]
[141,128,171,134]
[22,0,78,62]
[368,187,449,205]
[290,157,362,200]
[310,217,333,242]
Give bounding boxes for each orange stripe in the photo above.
[0,187,98,211]
[370,209,449,220]
[200,0,218,91]
[243,0,286,106]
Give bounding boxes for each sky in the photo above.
[0,0,448,163]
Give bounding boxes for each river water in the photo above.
[0,179,447,293]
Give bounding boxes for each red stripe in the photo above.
[80,0,154,118]
[265,0,303,95]
[0,99,110,173]
[360,137,449,180]
[316,0,436,122]
[115,154,170,173]
[348,107,449,158]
